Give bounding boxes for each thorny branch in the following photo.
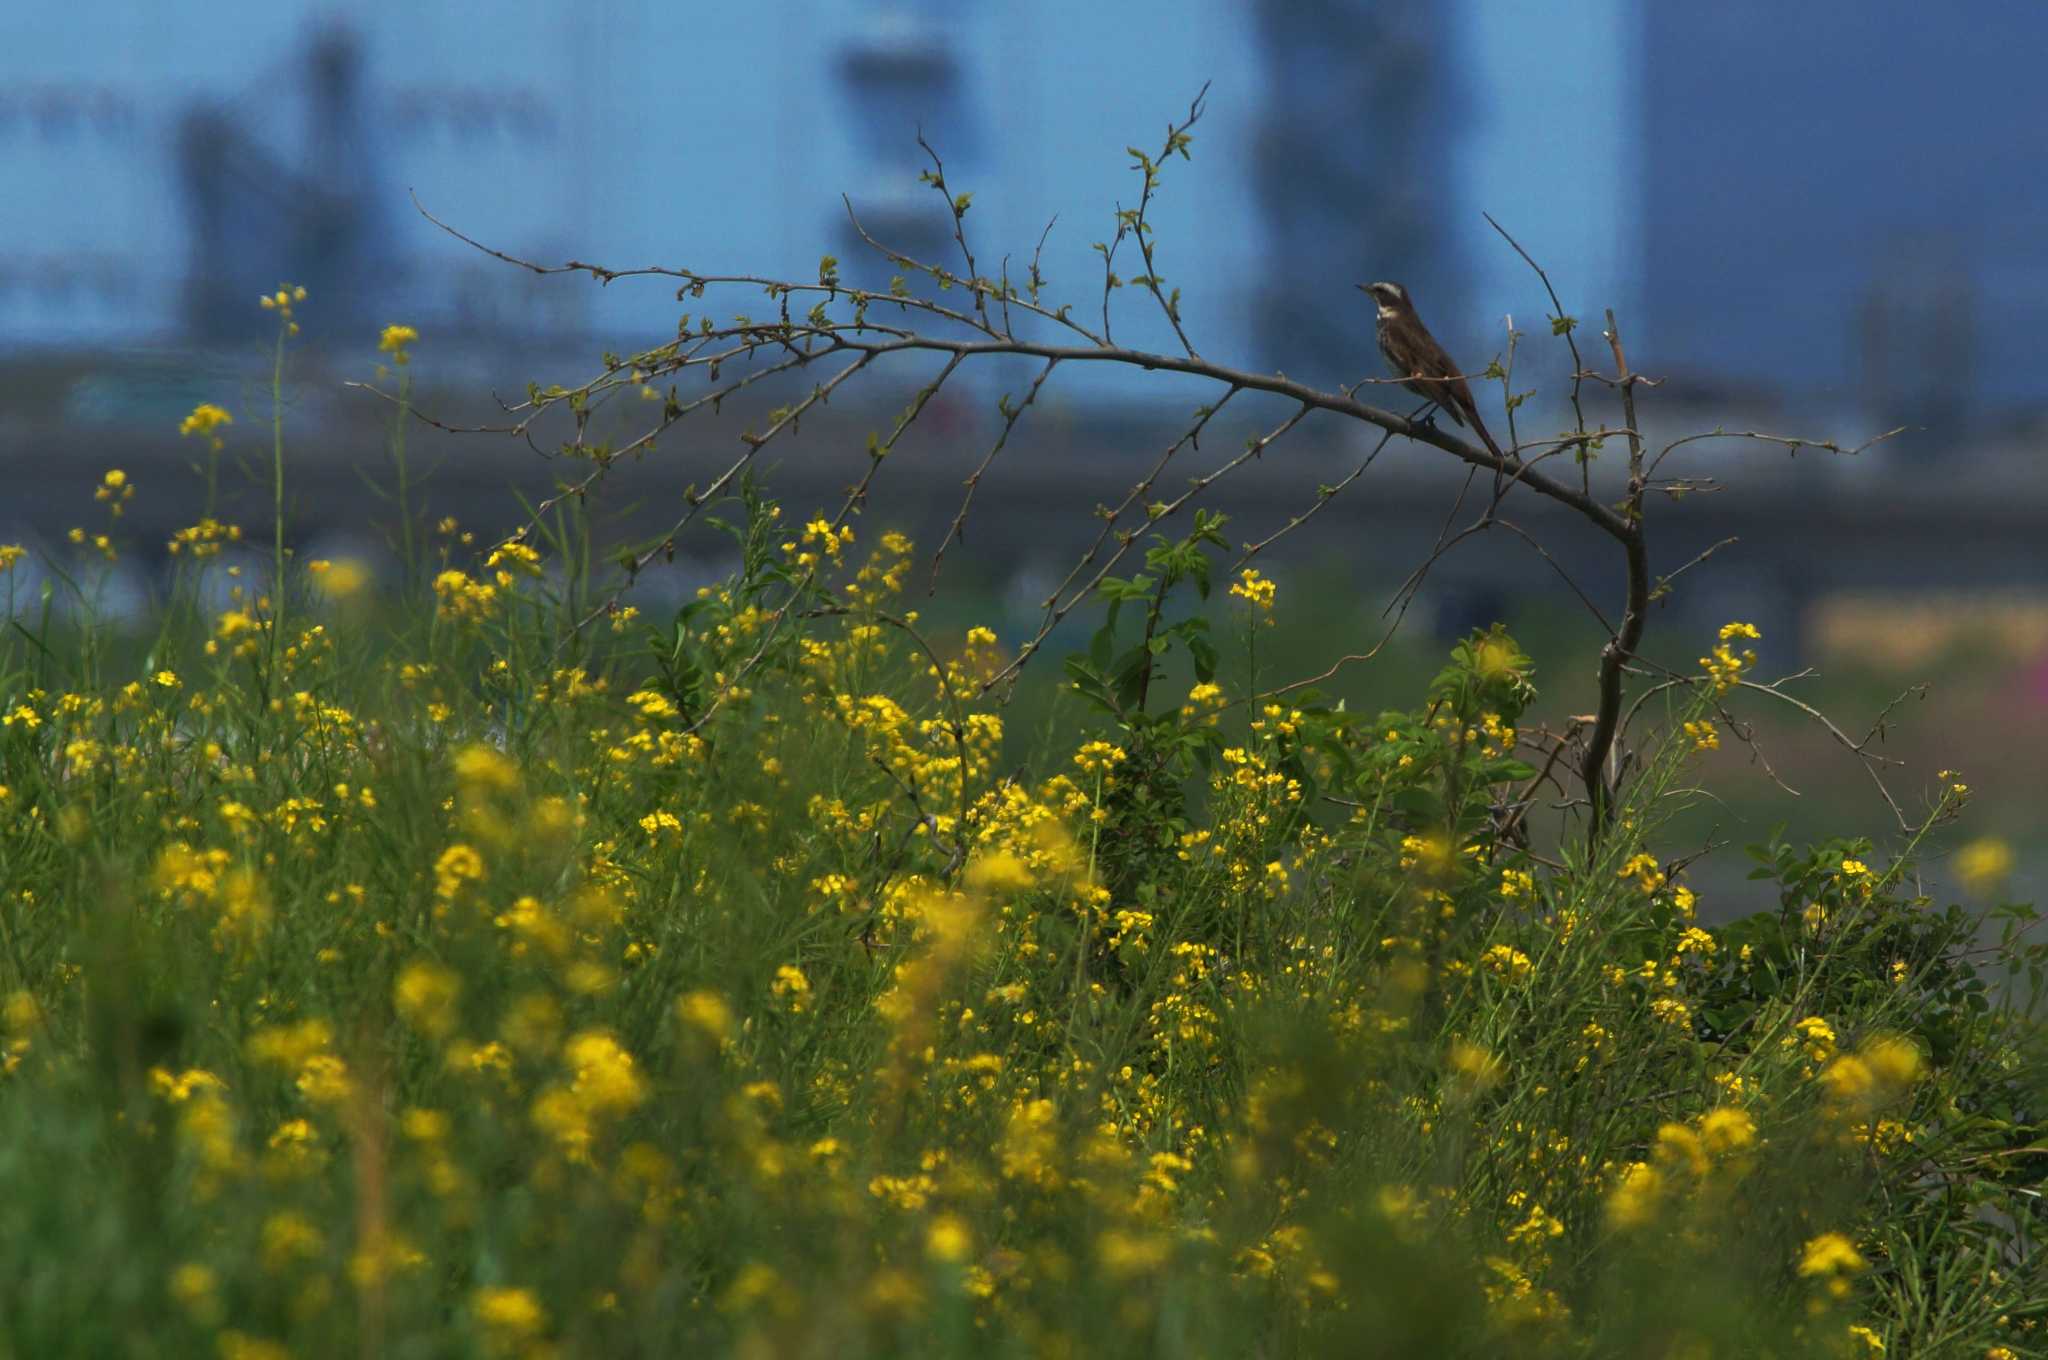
[388,102,1890,850]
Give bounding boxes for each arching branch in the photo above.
[388,106,1874,852]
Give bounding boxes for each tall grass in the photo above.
[0,333,2041,1359]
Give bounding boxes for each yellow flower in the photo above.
[1617,852,1666,894]
[394,961,462,1040]
[1701,621,1760,692]
[1954,837,2014,895]
[378,323,420,364]
[1480,944,1532,982]
[218,1333,291,1360]
[312,558,371,601]
[259,283,307,331]
[472,1286,547,1340]
[965,849,1033,892]
[296,1054,353,1105]
[926,1214,973,1263]
[564,1029,647,1115]
[168,1261,221,1324]
[1862,1035,1923,1087]
[640,809,683,840]
[149,1066,227,1103]
[1605,1161,1664,1230]
[1698,1106,1756,1156]
[94,468,136,516]
[1073,740,1126,775]
[452,745,521,797]
[677,990,733,1041]
[771,964,813,1013]
[1798,1232,1867,1298]
[433,844,486,899]
[260,1210,325,1269]
[178,403,233,451]
[1229,567,1277,612]
[1446,1039,1502,1093]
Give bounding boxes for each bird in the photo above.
[1358,280,1504,461]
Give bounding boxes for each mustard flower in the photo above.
[564,1029,647,1115]
[168,1262,222,1324]
[1605,1161,1664,1230]
[771,964,813,1013]
[1698,1106,1757,1156]
[471,1286,548,1341]
[1480,944,1533,982]
[178,403,233,451]
[394,960,463,1040]
[1701,620,1760,692]
[378,323,419,364]
[94,468,135,516]
[926,1214,973,1263]
[1617,852,1665,894]
[1229,567,1277,611]
[1955,837,2014,895]
[677,990,734,1041]
[1798,1232,1867,1299]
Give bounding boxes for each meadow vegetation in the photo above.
[0,298,2043,1359]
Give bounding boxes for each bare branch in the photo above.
[1124,81,1209,358]
[1484,213,1590,489]
[1578,311,1650,840]
[1648,424,1906,481]
[1651,536,1739,602]
[1232,421,1400,569]
[915,130,993,335]
[1491,519,1614,635]
[402,134,1878,852]
[931,357,1060,587]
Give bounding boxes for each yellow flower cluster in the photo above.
[378,323,420,364]
[1701,620,1760,692]
[0,470,2021,1354]
[179,402,234,450]
[259,283,307,334]
[1229,566,1277,612]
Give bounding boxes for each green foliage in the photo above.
[0,470,2041,1359]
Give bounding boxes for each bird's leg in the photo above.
[1406,398,1442,430]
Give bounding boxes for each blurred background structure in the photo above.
[9,1,2048,425]
[1,2,2044,899]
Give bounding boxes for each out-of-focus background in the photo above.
[3,2,2043,909]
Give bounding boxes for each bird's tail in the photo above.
[1471,410,1505,462]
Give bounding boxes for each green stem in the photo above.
[266,323,288,691]
[394,367,415,595]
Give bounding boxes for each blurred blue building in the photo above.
[1639,4,2048,429]
[2,2,2043,430]
[0,2,1266,371]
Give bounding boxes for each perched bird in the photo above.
[1358,280,1504,461]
